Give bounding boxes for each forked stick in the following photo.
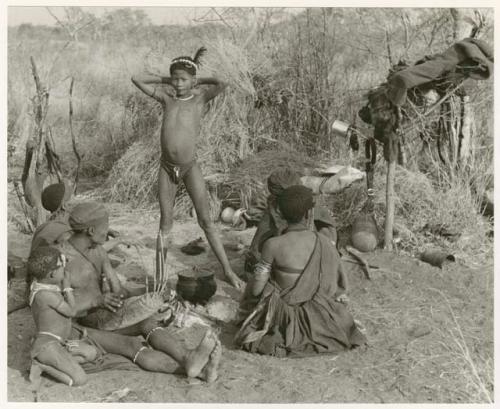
[345,245,372,280]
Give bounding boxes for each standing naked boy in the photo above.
[131,47,243,289]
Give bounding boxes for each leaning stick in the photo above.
[13,181,35,233]
[134,244,149,295]
[158,233,169,293]
[68,77,82,194]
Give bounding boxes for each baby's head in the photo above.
[27,246,67,284]
[169,47,207,95]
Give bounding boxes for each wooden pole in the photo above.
[384,111,401,251]
[384,157,396,250]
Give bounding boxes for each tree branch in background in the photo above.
[400,11,411,60]
[385,28,393,68]
[69,77,82,194]
[46,126,63,182]
[46,6,95,42]
[46,7,73,39]
[23,57,49,226]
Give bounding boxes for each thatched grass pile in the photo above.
[223,148,317,209]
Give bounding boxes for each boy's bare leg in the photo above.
[158,167,177,282]
[35,343,88,386]
[183,164,244,289]
[66,341,99,363]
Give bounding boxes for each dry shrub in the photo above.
[328,163,491,258]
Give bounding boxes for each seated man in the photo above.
[235,186,366,357]
[245,168,338,273]
[58,201,221,383]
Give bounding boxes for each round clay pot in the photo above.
[351,214,378,252]
[221,207,235,224]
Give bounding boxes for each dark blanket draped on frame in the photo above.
[387,38,494,107]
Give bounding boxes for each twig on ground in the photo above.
[345,246,372,279]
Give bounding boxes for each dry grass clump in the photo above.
[104,138,221,219]
[224,148,317,209]
[106,139,159,206]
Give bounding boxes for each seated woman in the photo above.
[244,168,338,273]
[235,185,366,357]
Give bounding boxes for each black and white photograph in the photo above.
[3,2,495,404]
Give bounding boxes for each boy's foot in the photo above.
[184,329,216,378]
[200,337,221,383]
[225,270,244,290]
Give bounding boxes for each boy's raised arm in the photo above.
[46,292,77,318]
[197,77,227,102]
[131,74,171,103]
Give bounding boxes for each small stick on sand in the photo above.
[345,246,372,280]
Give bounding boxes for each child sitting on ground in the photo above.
[28,246,103,386]
[131,47,243,289]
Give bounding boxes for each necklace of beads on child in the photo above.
[174,94,194,101]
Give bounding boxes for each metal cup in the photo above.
[331,120,351,137]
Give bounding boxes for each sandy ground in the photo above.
[7,200,494,403]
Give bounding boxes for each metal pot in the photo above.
[176,268,217,305]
